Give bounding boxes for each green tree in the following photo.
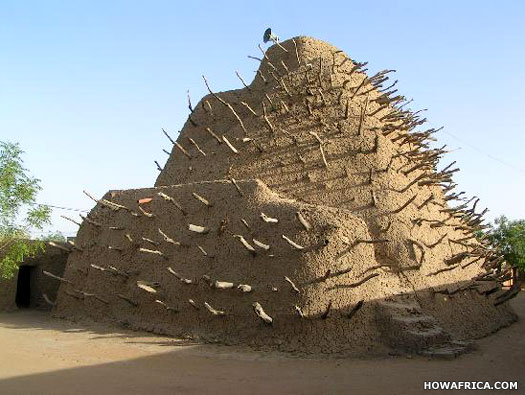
[484,216,525,272]
[41,231,67,242]
[0,141,51,278]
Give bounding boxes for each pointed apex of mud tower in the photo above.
[55,35,517,357]
[256,36,342,75]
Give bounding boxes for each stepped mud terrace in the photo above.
[50,36,517,356]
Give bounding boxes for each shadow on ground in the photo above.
[0,310,202,347]
[0,295,523,394]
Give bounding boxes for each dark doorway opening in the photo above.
[16,266,33,308]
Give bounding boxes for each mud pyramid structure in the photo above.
[53,36,517,355]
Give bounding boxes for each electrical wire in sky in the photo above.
[37,203,89,213]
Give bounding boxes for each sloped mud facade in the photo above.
[53,37,517,355]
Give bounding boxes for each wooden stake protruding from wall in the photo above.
[284,276,300,293]
[235,71,251,91]
[296,211,312,231]
[253,302,273,325]
[158,192,187,215]
[187,137,206,157]
[282,235,305,250]
[204,301,225,316]
[234,235,256,255]
[309,131,329,168]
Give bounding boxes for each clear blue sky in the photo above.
[1,1,524,236]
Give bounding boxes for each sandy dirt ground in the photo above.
[0,295,523,395]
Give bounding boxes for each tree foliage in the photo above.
[484,216,525,271]
[41,231,67,242]
[0,141,51,278]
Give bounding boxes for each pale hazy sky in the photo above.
[1,1,524,236]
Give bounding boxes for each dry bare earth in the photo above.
[0,294,523,395]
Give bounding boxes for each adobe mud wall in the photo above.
[53,36,517,355]
[0,243,69,311]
